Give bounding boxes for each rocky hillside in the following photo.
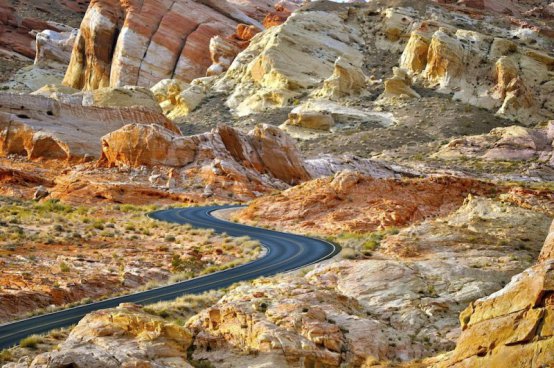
[0,0,553,367]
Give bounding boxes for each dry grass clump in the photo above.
[325,228,400,259]
[144,290,223,326]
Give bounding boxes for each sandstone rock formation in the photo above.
[313,57,368,100]
[101,123,311,186]
[34,28,77,69]
[283,100,396,132]
[207,35,242,76]
[212,2,552,123]
[187,277,399,367]
[27,303,193,367]
[234,171,500,234]
[436,122,554,166]
[33,85,162,112]
[150,78,209,117]
[101,124,197,168]
[188,195,551,367]
[400,24,554,122]
[0,0,65,60]
[435,218,554,367]
[216,9,365,116]
[62,0,283,90]
[0,93,176,161]
[304,154,405,179]
[382,67,421,99]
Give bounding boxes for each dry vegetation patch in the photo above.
[0,197,261,323]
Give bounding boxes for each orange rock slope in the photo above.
[234,171,499,234]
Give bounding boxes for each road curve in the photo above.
[0,205,339,349]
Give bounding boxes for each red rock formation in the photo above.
[235,172,500,234]
[100,123,311,186]
[0,0,64,59]
[63,0,280,90]
[262,3,295,28]
[59,0,90,14]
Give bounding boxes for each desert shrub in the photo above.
[59,262,70,273]
[341,247,357,259]
[0,349,12,362]
[20,335,42,349]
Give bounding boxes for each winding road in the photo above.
[0,205,339,349]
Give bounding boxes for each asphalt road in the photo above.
[0,205,339,349]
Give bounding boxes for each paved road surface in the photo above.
[0,205,339,349]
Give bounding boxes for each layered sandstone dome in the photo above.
[62,0,294,90]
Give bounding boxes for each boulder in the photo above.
[150,79,189,113]
[167,84,207,119]
[283,100,395,132]
[101,124,197,168]
[28,304,193,368]
[382,67,421,99]
[314,57,368,100]
[206,35,242,76]
[435,125,552,164]
[34,28,77,68]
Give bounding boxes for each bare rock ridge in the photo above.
[0,93,177,161]
[436,122,554,166]
[62,0,287,90]
[21,303,193,367]
[100,123,311,186]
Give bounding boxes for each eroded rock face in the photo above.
[28,303,193,368]
[63,0,281,90]
[400,23,553,122]
[435,123,553,165]
[216,9,365,116]
[187,277,396,367]
[101,123,311,186]
[437,219,554,367]
[234,171,499,234]
[0,93,176,161]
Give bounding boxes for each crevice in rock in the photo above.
[170,21,205,80]
[135,0,177,84]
